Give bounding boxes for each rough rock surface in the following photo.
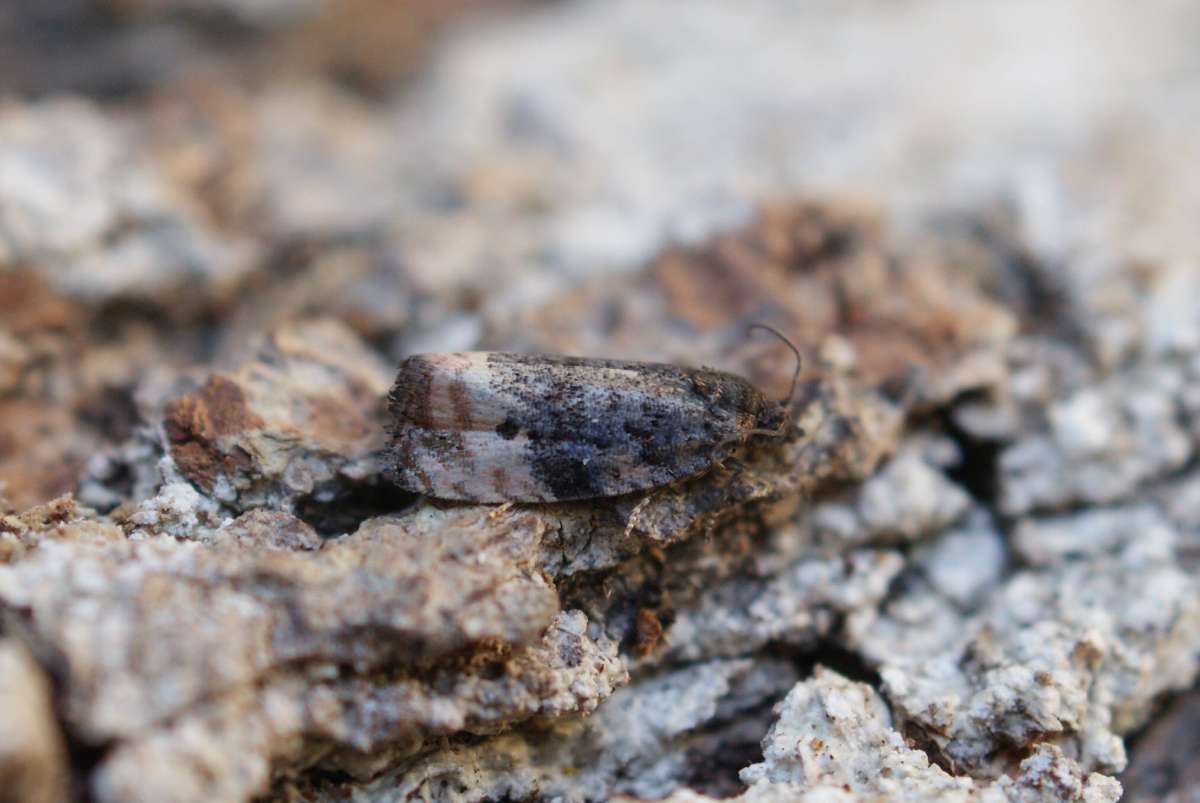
[0,100,254,311]
[314,658,799,803]
[160,318,395,519]
[2,1,1200,802]
[732,668,1121,802]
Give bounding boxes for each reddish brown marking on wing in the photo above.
[492,467,510,497]
[411,357,436,429]
[447,376,473,431]
[389,356,437,429]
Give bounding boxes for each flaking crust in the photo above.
[387,352,779,502]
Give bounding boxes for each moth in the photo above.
[386,325,802,503]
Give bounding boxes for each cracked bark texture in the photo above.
[2,1,1200,802]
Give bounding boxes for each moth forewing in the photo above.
[387,351,786,503]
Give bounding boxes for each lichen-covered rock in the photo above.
[219,508,324,551]
[662,547,902,663]
[864,501,1200,778]
[300,658,795,803]
[92,609,625,803]
[0,497,630,803]
[161,318,394,516]
[0,505,567,743]
[996,363,1196,516]
[124,481,226,540]
[810,445,972,547]
[0,495,123,562]
[511,200,1018,411]
[0,99,255,314]
[730,669,1120,803]
[739,668,977,799]
[607,671,1123,802]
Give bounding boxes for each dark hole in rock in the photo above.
[787,639,882,689]
[294,481,418,537]
[77,386,141,446]
[938,394,1002,506]
[681,642,880,799]
[680,703,786,799]
[480,660,508,681]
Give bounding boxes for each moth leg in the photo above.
[623,491,659,540]
[488,501,515,522]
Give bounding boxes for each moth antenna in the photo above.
[747,323,802,409]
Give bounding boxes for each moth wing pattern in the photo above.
[387,352,770,503]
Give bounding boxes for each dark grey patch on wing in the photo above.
[477,352,769,500]
[387,352,773,501]
[495,416,520,440]
[529,439,604,500]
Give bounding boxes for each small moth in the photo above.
[386,325,802,503]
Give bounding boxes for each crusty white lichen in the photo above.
[995,361,1195,516]
[811,445,972,547]
[859,498,1200,779]
[629,669,1120,803]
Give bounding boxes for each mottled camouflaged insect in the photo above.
[386,325,803,503]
